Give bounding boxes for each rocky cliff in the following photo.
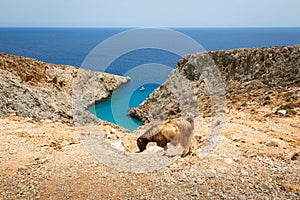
[0,53,130,125]
[128,45,300,123]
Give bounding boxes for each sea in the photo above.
[1,27,300,131]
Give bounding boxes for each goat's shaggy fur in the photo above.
[137,117,194,157]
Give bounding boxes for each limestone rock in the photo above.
[266,139,284,147]
[128,45,300,123]
[0,53,130,125]
[277,110,287,115]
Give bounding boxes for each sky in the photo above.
[0,0,299,27]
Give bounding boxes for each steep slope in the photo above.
[128,45,300,123]
[0,53,129,125]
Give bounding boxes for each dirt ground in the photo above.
[1,87,299,200]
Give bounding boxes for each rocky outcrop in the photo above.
[128,45,300,123]
[0,53,130,125]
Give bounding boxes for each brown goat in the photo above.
[137,117,194,157]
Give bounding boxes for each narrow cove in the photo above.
[88,82,160,131]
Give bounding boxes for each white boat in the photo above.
[139,86,145,91]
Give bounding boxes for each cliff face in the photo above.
[128,45,300,123]
[0,53,129,125]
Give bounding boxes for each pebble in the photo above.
[38,158,48,164]
[102,173,108,178]
[266,139,284,147]
[232,137,241,142]
[241,169,249,176]
[110,141,125,151]
[18,166,26,171]
[277,110,287,115]
[144,145,164,153]
[290,152,299,160]
[259,183,273,192]
[224,157,234,165]
[238,196,246,200]
[248,153,257,158]
[110,128,117,134]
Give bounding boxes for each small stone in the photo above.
[247,153,257,158]
[18,166,26,171]
[277,109,287,115]
[266,139,284,147]
[37,158,48,164]
[194,135,202,143]
[110,128,117,134]
[61,140,70,146]
[198,185,208,192]
[259,183,273,192]
[110,141,125,151]
[241,169,248,176]
[291,152,299,160]
[103,173,108,178]
[238,196,246,200]
[144,145,164,153]
[224,157,234,165]
[232,137,241,142]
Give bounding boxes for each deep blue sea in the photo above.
[1,27,300,130]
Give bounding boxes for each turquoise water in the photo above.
[1,28,300,130]
[87,47,178,131]
[89,83,159,131]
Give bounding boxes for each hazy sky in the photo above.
[0,0,299,27]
